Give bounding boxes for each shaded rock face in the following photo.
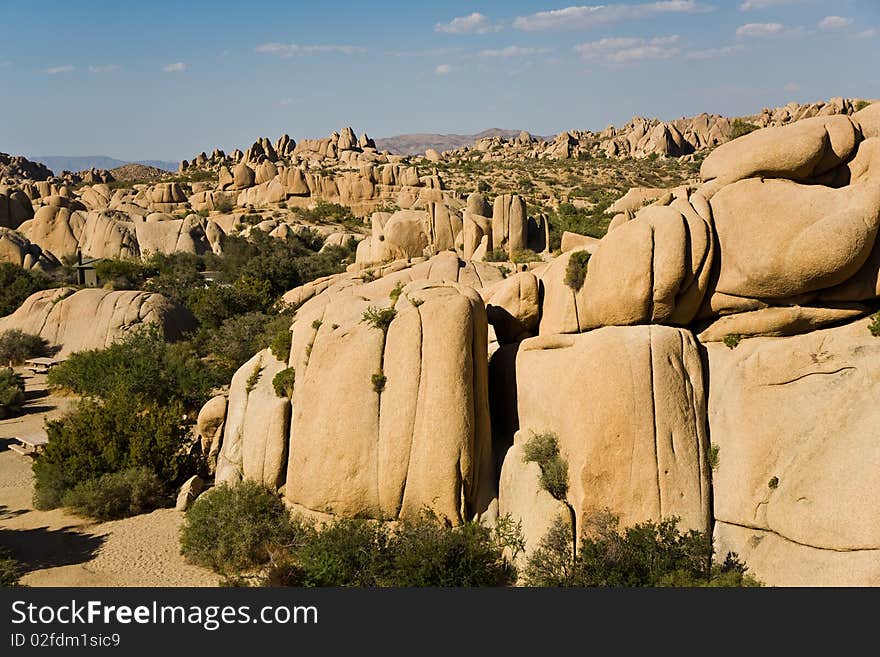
[515,326,711,540]
[706,317,880,586]
[285,280,494,524]
[0,288,195,356]
[215,349,290,489]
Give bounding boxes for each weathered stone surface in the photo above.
[698,305,866,342]
[197,395,228,475]
[706,317,880,585]
[175,475,205,511]
[711,177,880,299]
[0,288,195,356]
[582,202,714,328]
[492,194,527,257]
[285,280,494,524]
[516,326,711,538]
[701,115,858,185]
[559,231,600,254]
[537,248,591,335]
[484,272,540,345]
[215,349,290,489]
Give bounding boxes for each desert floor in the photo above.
[0,370,218,586]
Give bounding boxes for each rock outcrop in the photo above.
[0,288,195,356]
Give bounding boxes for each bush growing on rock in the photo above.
[180,481,296,575]
[522,432,569,500]
[61,467,169,520]
[94,259,152,289]
[33,392,193,510]
[272,367,296,399]
[523,512,761,587]
[0,329,54,366]
[0,368,25,419]
[869,312,880,337]
[564,251,591,291]
[731,119,760,139]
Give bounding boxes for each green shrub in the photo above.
[564,251,591,291]
[723,333,743,349]
[484,248,508,262]
[33,392,192,510]
[273,367,296,399]
[0,329,54,365]
[361,306,397,333]
[94,259,152,289]
[269,325,292,362]
[0,262,54,317]
[768,476,779,489]
[708,444,720,471]
[0,368,25,419]
[869,312,880,337]
[61,467,169,520]
[524,512,761,587]
[0,548,22,587]
[245,364,262,393]
[266,511,520,587]
[854,100,871,112]
[48,326,218,410]
[180,481,296,574]
[511,249,542,264]
[522,432,568,500]
[731,119,760,140]
[371,370,387,393]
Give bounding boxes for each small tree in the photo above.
[0,368,25,419]
[522,432,569,500]
[273,368,296,399]
[564,251,591,292]
[0,329,54,366]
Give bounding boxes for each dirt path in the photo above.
[0,370,219,587]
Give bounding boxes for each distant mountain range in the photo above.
[27,130,540,172]
[28,155,179,175]
[374,129,545,156]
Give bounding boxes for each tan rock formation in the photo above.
[516,327,711,538]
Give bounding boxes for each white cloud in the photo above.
[514,1,709,32]
[46,65,74,74]
[739,0,806,9]
[162,62,186,72]
[435,63,452,75]
[88,64,119,73]
[685,44,745,59]
[435,12,501,34]
[818,16,854,30]
[856,28,878,39]
[255,43,365,57]
[575,35,681,63]
[478,46,550,57]
[386,47,464,58]
[736,22,794,38]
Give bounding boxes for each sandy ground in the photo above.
[0,369,219,587]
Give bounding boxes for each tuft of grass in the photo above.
[868,312,880,337]
[723,334,743,349]
[768,476,779,490]
[246,364,262,393]
[371,370,387,393]
[564,250,591,291]
[708,444,720,471]
[362,306,397,334]
[522,432,569,501]
[389,281,405,304]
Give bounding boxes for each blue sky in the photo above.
[1,0,878,160]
